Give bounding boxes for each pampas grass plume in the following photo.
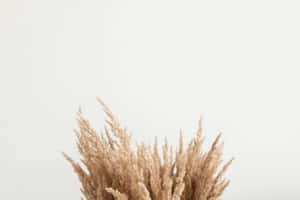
[63,98,233,200]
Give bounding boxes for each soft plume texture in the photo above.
[63,98,233,200]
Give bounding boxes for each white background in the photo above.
[1,0,300,199]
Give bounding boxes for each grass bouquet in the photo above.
[63,98,233,200]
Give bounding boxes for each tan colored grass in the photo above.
[63,98,233,200]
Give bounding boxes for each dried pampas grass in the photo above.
[63,98,233,200]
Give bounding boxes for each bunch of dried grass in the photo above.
[63,98,233,200]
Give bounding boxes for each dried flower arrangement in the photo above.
[63,98,233,200]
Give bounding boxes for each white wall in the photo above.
[1,0,300,199]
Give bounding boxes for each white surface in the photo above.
[1,0,300,199]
